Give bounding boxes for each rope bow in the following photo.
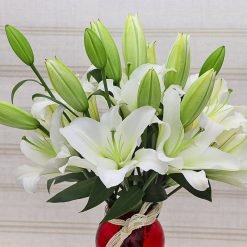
[106,202,162,247]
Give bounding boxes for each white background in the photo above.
[0,0,247,246]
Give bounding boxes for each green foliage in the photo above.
[102,186,144,223]
[170,173,212,201]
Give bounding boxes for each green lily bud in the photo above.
[5,25,34,66]
[84,28,107,69]
[180,69,216,127]
[137,68,161,110]
[0,101,39,130]
[45,57,88,112]
[164,33,190,88]
[122,14,147,77]
[90,20,122,82]
[199,46,225,76]
[147,41,156,64]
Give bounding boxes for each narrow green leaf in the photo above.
[81,178,115,212]
[170,173,212,202]
[144,183,167,202]
[88,90,114,105]
[47,173,87,193]
[47,177,96,203]
[101,186,144,223]
[11,79,42,103]
[199,46,225,76]
[87,69,102,83]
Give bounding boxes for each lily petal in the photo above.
[60,117,109,164]
[207,170,247,188]
[181,146,240,171]
[17,165,43,193]
[135,148,168,174]
[118,106,156,159]
[163,85,184,155]
[50,106,68,153]
[100,106,122,130]
[20,135,56,165]
[180,170,209,191]
[96,160,137,188]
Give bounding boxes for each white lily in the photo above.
[60,106,168,188]
[156,86,240,191]
[17,106,72,193]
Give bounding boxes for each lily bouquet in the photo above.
[1,14,247,246]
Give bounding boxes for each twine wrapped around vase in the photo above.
[106,202,162,247]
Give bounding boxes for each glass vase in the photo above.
[96,209,165,247]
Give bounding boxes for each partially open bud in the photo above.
[5,25,34,66]
[90,20,122,82]
[84,28,107,69]
[199,46,225,76]
[164,33,190,88]
[147,41,156,64]
[180,69,216,127]
[0,101,39,130]
[122,14,147,77]
[46,58,88,112]
[137,68,161,110]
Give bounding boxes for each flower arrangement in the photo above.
[1,14,247,246]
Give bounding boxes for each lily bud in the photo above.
[90,20,122,82]
[137,68,161,110]
[164,33,190,88]
[5,25,34,66]
[45,58,88,112]
[84,28,107,69]
[199,46,225,76]
[0,101,39,130]
[180,69,216,127]
[147,41,156,64]
[122,14,147,77]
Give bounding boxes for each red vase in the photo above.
[96,210,165,247]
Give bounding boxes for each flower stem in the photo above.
[30,64,55,98]
[167,185,182,198]
[101,69,112,108]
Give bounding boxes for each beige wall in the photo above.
[0,0,247,246]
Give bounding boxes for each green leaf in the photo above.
[32,93,78,117]
[87,69,102,83]
[101,186,144,223]
[11,79,42,103]
[199,46,225,76]
[170,173,212,202]
[88,90,114,105]
[47,173,87,193]
[143,183,167,202]
[81,178,115,212]
[47,177,96,203]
